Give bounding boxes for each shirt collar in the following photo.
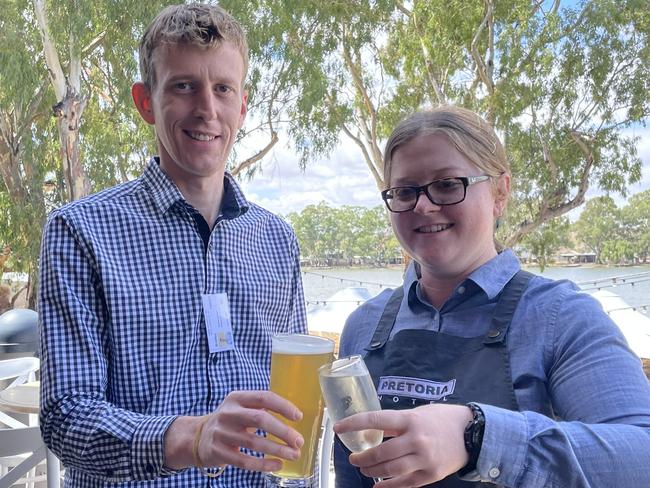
[403,249,521,309]
[466,249,520,299]
[142,158,185,214]
[142,157,249,219]
[221,173,249,220]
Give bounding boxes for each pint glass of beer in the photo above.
[265,334,335,487]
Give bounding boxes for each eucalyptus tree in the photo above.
[287,201,343,262]
[621,189,650,262]
[234,0,649,247]
[517,216,570,271]
[1,0,173,304]
[29,0,177,200]
[0,0,54,306]
[573,195,621,263]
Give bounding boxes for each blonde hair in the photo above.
[139,3,249,89]
[383,105,509,193]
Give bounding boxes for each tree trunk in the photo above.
[53,89,90,201]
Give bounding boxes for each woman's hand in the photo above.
[334,403,473,487]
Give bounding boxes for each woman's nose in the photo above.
[412,190,442,214]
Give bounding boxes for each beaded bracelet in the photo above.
[192,415,227,478]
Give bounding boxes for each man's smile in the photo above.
[184,130,217,141]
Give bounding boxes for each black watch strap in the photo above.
[458,403,485,476]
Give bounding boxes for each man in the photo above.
[39,4,307,487]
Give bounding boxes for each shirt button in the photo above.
[489,467,501,479]
[457,286,466,294]
[145,464,155,474]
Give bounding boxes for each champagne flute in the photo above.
[318,355,383,483]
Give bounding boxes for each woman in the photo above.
[333,106,650,488]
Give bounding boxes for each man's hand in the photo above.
[334,403,473,488]
[164,390,304,472]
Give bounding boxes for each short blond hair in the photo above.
[139,3,249,89]
[383,106,509,192]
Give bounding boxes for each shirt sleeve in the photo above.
[38,212,178,481]
[287,233,308,335]
[472,287,650,487]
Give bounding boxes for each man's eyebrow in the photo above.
[164,75,193,84]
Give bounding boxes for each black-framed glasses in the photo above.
[381,175,492,213]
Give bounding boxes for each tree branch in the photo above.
[230,131,279,177]
[33,0,66,101]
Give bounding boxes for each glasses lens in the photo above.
[426,178,465,205]
[386,187,417,211]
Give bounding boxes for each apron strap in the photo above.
[483,270,534,345]
[366,286,404,351]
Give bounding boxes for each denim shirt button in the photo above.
[489,467,500,479]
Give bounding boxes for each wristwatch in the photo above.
[458,403,485,476]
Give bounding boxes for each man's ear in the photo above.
[237,89,248,129]
[132,82,155,125]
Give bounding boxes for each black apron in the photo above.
[334,271,534,488]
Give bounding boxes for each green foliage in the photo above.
[287,202,400,264]
[518,217,571,271]
[235,0,649,245]
[621,189,650,262]
[601,239,636,264]
[573,196,621,263]
[2,0,650,300]
[0,0,172,304]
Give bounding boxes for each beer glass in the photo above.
[266,334,335,487]
[319,355,383,482]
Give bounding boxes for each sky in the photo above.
[240,127,650,217]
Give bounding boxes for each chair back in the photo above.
[0,357,40,387]
[0,425,47,488]
[0,425,43,457]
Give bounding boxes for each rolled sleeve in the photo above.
[131,415,179,479]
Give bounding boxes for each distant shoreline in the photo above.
[303,262,649,271]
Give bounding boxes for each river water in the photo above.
[302,264,650,310]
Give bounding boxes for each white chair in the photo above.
[318,410,335,488]
[0,358,40,429]
[0,357,45,488]
[0,426,46,488]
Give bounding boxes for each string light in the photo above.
[302,270,399,288]
[303,270,650,307]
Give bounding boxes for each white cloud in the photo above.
[240,140,383,216]
[240,128,650,216]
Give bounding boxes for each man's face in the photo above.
[133,42,247,186]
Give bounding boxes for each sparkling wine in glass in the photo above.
[319,355,383,482]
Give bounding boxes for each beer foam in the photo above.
[272,334,334,354]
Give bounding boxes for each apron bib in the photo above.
[334,271,534,488]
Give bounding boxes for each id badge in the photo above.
[202,293,235,353]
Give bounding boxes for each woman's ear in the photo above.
[132,82,155,125]
[494,173,510,217]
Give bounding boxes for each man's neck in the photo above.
[165,170,225,228]
[181,179,223,228]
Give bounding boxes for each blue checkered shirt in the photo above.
[38,159,307,487]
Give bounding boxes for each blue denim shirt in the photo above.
[339,250,650,487]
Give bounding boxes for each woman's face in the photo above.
[388,132,509,282]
